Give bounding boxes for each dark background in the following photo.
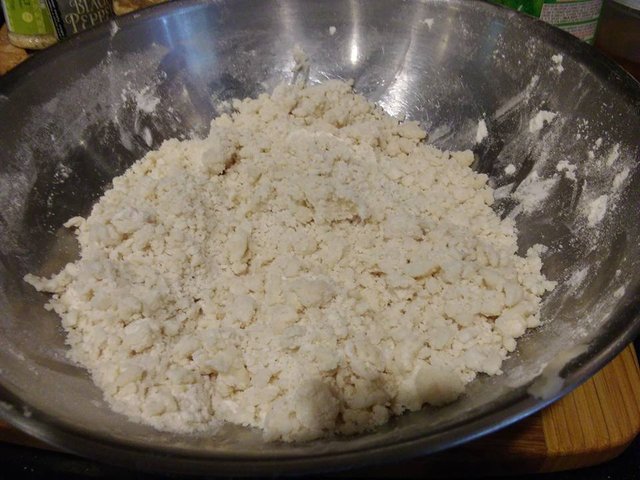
[0,435,639,480]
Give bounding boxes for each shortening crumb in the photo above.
[25,81,554,442]
[504,164,516,175]
[329,26,336,36]
[422,18,434,29]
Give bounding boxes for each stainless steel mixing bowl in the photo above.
[0,0,639,475]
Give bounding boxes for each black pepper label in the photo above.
[45,0,113,38]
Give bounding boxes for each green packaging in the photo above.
[1,0,114,49]
[491,0,604,43]
[1,0,56,36]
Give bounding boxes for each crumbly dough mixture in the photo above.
[26,81,554,441]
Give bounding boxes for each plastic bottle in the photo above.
[491,0,604,44]
[1,0,114,50]
[0,0,58,49]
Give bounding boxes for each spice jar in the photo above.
[1,0,114,49]
[1,0,58,49]
[45,0,114,40]
[490,0,604,44]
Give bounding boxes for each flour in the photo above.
[504,164,516,176]
[512,172,559,214]
[606,143,620,167]
[292,46,310,85]
[528,344,588,400]
[613,168,629,190]
[556,160,577,181]
[528,111,557,133]
[493,183,514,201]
[25,81,554,442]
[328,26,336,36]
[568,267,588,288]
[109,20,119,38]
[493,75,539,120]
[422,18,434,29]
[54,163,72,181]
[476,119,488,144]
[129,85,160,114]
[613,286,626,299]
[587,195,608,227]
[142,127,153,147]
[550,54,564,74]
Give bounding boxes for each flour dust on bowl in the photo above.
[0,0,639,475]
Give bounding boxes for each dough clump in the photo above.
[26,81,554,441]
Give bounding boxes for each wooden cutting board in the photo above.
[0,26,28,75]
[1,25,639,475]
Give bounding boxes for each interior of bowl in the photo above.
[0,0,639,474]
